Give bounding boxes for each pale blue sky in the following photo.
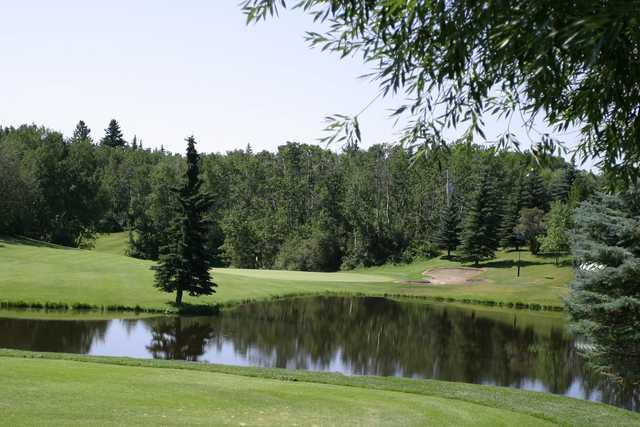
[1,0,584,161]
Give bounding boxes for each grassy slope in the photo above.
[91,231,129,256]
[0,235,571,311]
[2,350,638,426]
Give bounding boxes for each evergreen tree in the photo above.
[100,119,126,148]
[567,192,640,384]
[71,120,92,143]
[500,174,526,250]
[549,167,572,202]
[436,197,460,258]
[567,172,596,209]
[539,201,572,265]
[523,168,549,211]
[459,171,501,266]
[153,136,216,305]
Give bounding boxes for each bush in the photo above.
[401,240,440,263]
[275,231,340,272]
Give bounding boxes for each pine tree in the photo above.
[71,120,92,143]
[550,166,572,202]
[539,201,572,265]
[567,192,640,384]
[500,174,526,250]
[153,136,216,305]
[437,197,460,258]
[459,171,501,266]
[100,119,126,148]
[523,168,549,211]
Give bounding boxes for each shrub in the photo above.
[275,231,340,272]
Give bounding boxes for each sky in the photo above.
[1,0,586,162]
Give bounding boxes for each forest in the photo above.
[0,120,598,271]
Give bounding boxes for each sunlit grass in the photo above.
[0,235,572,313]
[2,350,638,426]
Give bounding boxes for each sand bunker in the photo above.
[403,267,486,285]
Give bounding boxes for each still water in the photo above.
[1,296,637,409]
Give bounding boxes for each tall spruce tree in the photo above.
[437,197,460,258]
[153,136,216,305]
[100,119,126,148]
[71,120,92,143]
[459,171,501,266]
[567,192,640,384]
[550,167,572,202]
[523,168,549,212]
[500,174,526,250]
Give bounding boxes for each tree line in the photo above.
[0,120,598,270]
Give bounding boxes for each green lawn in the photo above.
[1,350,637,426]
[91,231,129,256]
[0,235,571,312]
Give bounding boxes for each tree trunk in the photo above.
[175,287,183,305]
[447,247,451,258]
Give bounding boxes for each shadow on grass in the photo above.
[0,236,74,250]
[536,253,574,267]
[439,255,463,262]
[477,259,548,269]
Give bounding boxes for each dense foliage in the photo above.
[153,137,217,305]
[540,201,573,265]
[0,122,597,270]
[568,192,640,386]
[242,0,640,182]
[458,170,501,265]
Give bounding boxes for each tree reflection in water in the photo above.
[146,317,215,361]
[206,297,638,410]
[0,318,108,354]
[0,297,637,409]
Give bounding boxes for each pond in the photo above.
[1,296,637,410]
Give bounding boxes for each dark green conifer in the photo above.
[153,136,216,305]
[523,168,549,211]
[100,119,126,148]
[500,174,526,250]
[71,120,92,143]
[567,192,640,384]
[550,166,573,202]
[437,197,461,258]
[459,170,501,266]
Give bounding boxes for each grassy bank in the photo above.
[91,231,129,256]
[0,235,571,313]
[1,349,636,426]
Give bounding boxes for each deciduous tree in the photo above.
[540,201,572,265]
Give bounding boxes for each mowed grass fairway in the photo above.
[0,357,539,427]
[2,350,638,426]
[0,235,571,311]
[91,231,129,256]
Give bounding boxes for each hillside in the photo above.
[0,235,572,312]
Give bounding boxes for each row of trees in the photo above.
[0,120,597,270]
[239,0,640,387]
